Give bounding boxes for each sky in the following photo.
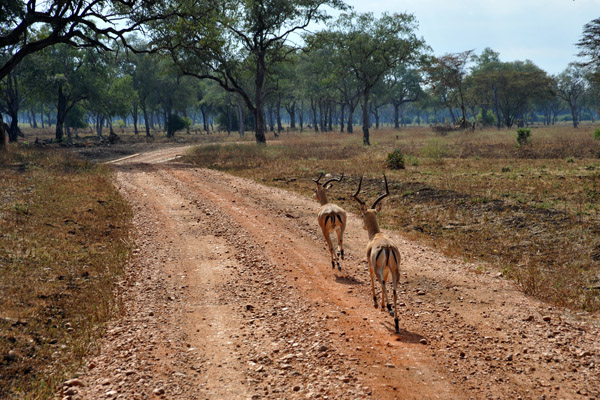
[337,0,600,75]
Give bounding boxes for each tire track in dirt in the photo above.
[61,147,599,400]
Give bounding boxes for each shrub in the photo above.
[167,114,191,137]
[405,154,420,167]
[516,128,531,146]
[386,148,405,169]
[421,138,448,162]
[594,128,600,141]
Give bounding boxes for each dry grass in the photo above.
[185,124,600,312]
[0,146,132,399]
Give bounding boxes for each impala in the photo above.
[352,175,402,333]
[314,173,347,271]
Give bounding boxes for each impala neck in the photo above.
[364,210,381,240]
[316,186,329,205]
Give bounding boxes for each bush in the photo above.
[167,114,191,137]
[386,148,405,169]
[594,128,600,141]
[516,128,531,146]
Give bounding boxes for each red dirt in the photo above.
[60,147,599,400]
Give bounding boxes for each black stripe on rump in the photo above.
[391,249,398,265]
[375,248,385,264]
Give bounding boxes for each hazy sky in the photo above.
[339,0,600,75]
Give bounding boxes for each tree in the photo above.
[0,0,174,81]
[555,63,588,128]
[577,18,600,69]
[149,0,345,144]
[130,51,160,137]
[492,61,554,128]
[467,48,502,127]
[328,12,426,145]
[425,50,473,129]
[386,65,423,128]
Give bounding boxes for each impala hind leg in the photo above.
[383,269,393,316]
[393,277,400,333]
[322,229,337,269]
[368,264,377,308]
[335,226,345,261]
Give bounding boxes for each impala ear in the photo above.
[375,202,383,213]
[325,183,333,190]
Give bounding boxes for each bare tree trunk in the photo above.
[237,98,245,137]
[311,99,318,132]
[276,99,283,134]
[347,104,354,133]
[340,103,345,133]
[361,89,370,145]
[0,115,7,151]
[55,84,66,141]
[30,108,38,128]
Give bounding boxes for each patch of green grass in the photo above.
[0,147,132,399]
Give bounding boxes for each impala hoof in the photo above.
[331,261,335,269]
[337,263,341,271]
[394,318,399,333]
[340,250,344,260]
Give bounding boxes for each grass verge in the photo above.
[184,126,600,312]
[0,146,132,399]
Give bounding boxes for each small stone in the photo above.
[64,388,78,396]
[542,316,551,322]
[153,387,165,396]
[105,390,118,398]
[459,352,466,359]
[318,345,328,352]
[293,385,301,392]
[416,289,426,296]
[506,353,513,361]
[385,363,395,368]
[419,338,428,345]
[245,304,254,311]
[523,315,534,322]
[579,351,591,358]
[64,378,85,387]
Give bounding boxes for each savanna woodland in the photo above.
[2,1,600,399]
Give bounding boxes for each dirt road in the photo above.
[63,147,599,400]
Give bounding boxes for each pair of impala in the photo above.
[313,173,402,334]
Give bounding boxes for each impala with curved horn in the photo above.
[314,173,347,271]
[352,175,402,333]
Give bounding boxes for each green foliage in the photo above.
[421,138,448,161]
[476,110,496,125]
[516,128,531,146]
[167,114,191,137]
[65,104,88,129]
[594,128,600,141]
[386,148,406,169]
[405,154,420,166]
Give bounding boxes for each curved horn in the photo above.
[323,172,344,187]
[371,174,389,209]
[312,173,324,184]
[352,176,366,206]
